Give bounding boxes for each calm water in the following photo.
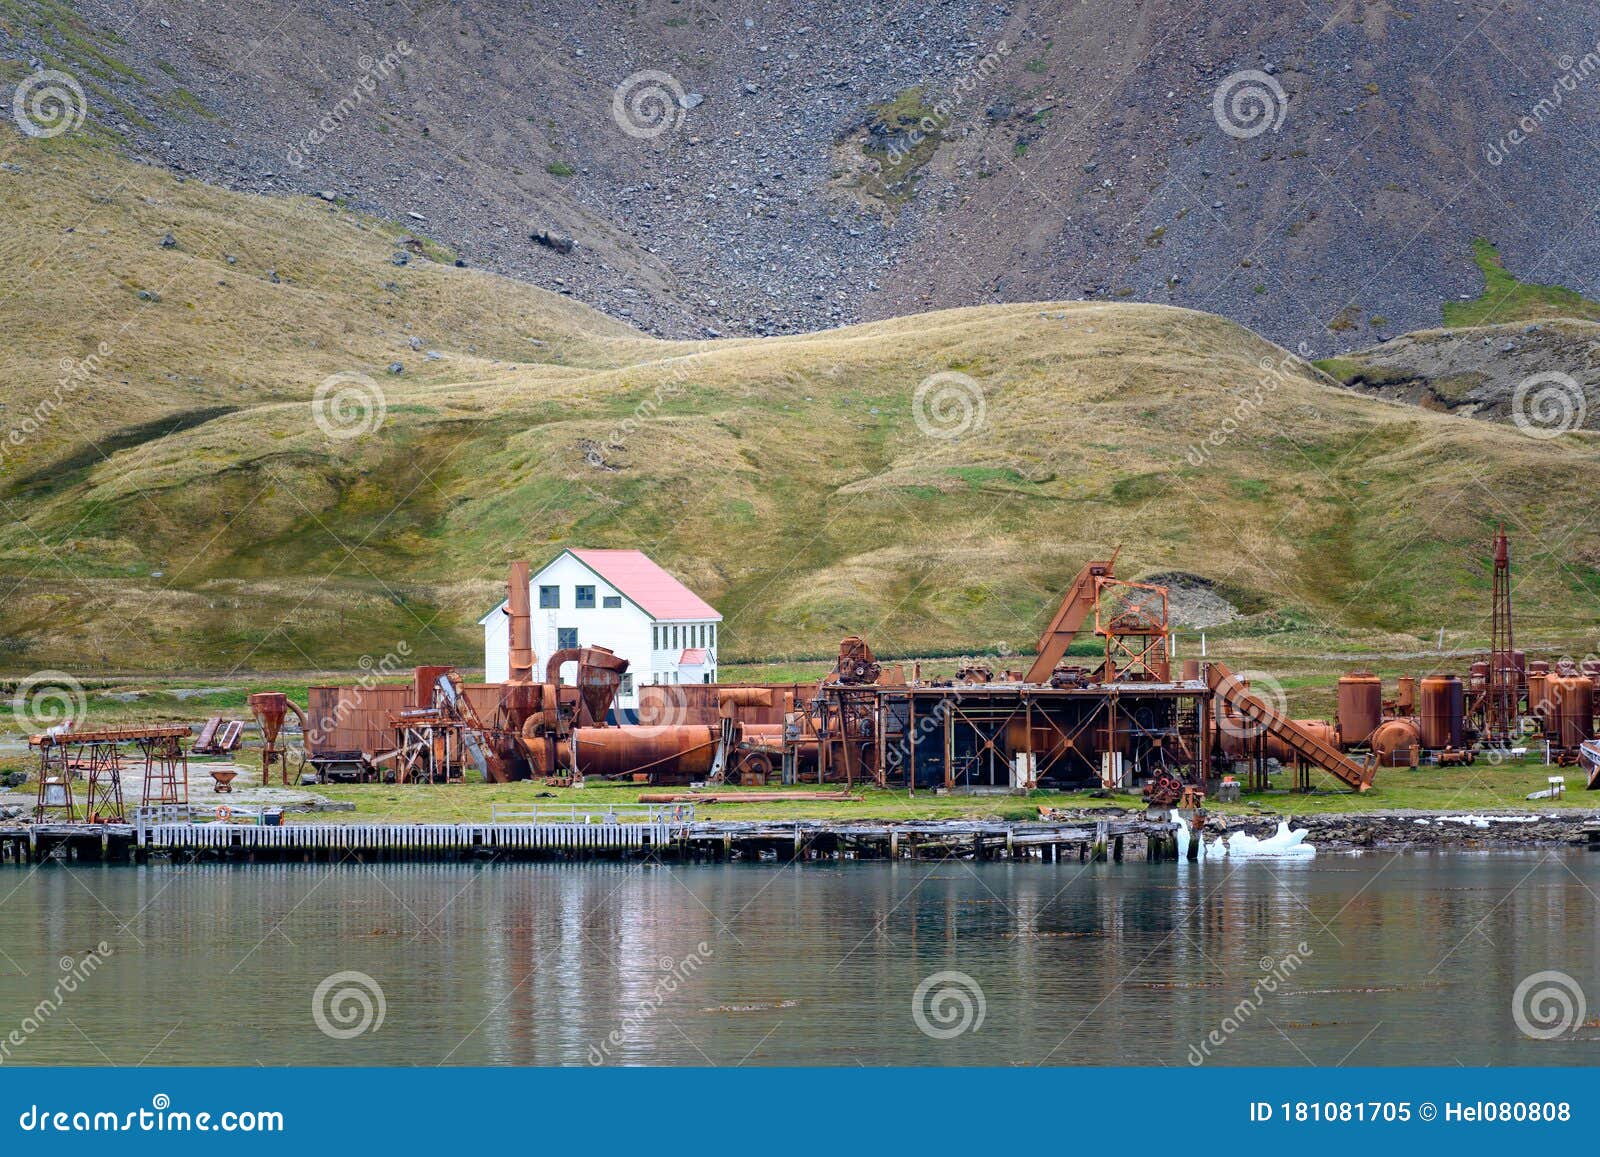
[1,852,1598,1066]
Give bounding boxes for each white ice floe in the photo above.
[1438,814,1539,827]
[1171,811,1316,859]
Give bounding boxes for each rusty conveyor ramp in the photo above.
[1205,661,1376,792]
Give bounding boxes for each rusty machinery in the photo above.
[29,724,197,820]
[248,692,307,786]
[1321,531,1600,771]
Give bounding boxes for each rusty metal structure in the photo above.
[29,724,195,818]
[248,692,307,786]
[1486,527,1518,745]
[286,531,1600,793]
[359,555,1367,793]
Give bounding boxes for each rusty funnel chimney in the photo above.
[507,559,534,684]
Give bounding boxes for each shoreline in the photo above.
[1202,809,1595,851]
[2,806,1595,865]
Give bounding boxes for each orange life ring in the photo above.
[216,805,233,822]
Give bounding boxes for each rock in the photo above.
[425,350,443,360]
[407,335,423,350]
[679,92,705,110]
[318,189,337,201]
[387,361,404,374]
[137,288,162,302]
[266,269,280,283]
[224,253,237,264]
[159,232,177,248]
[407,210,426,221]
[530,228,575,254]
[391,251,409,265]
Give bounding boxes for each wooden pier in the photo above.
[0,815,1180,866]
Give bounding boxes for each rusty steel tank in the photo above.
[1395,676,1416,717]
[1336,673,1383,748]
[1418,675,1464,749]
[1467,660,1489,696]
[1265,720,1338,765]
[559,724,721,781]
[1181,659,1201,682]
[1547,675,1595,749]
[1527,670,1555,737]
[1370,717,1421,767]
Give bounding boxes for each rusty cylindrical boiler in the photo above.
[1528,671,1554,738]
[1547,675,1595,750]
[1371,717,1421,767]
[559,725,720,780]
[1418,675,1464,750]
[1336,673,1383,748]
[1266,721,1338,765]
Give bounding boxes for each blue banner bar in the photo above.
[2,1068,1589,1152]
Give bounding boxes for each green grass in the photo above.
[159,87,212,120]
[545,160,574,178]
[858,87,943,203]
[1443,238,1600,327]
[200,757,1597,825]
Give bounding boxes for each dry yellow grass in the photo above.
[2,137,1599,673]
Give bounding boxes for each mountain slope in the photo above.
[5,0,1600,352]
[3,143,1599,673]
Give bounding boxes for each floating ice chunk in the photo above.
[1171,811,1316,859]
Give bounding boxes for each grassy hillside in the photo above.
[3,139,1600,674]
[1442,240,1600,329]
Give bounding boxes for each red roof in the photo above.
[679,648,710,665]
[569,549,720,621]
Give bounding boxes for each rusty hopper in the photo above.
[248,691,307,786]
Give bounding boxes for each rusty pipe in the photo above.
[507,559,534,684]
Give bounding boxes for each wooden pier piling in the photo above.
[0,815,1178,867]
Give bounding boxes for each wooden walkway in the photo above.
[0,815,1181,865]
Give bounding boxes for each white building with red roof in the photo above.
[478,548,722,710]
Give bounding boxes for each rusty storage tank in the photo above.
[1395,676,1416,716]
[1547,676,1595,749]
[1371,717,1421,767]
[1582,660,1600,685]
[1468,661,1490,694]
[559,724,720,781]
[1529,659,1551,677]
[1527,671,1555,737]
[1336,673,1383,748]
[1265,720,1338,764]
[1419,675,1464,749]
